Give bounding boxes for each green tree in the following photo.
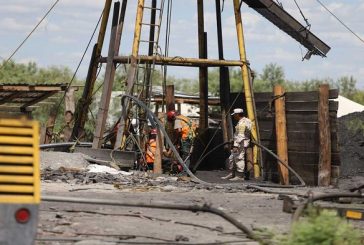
[337,76,357,99]
[259,63,285,89]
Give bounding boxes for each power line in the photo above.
[4,0,61,64]
[316,0,364,44]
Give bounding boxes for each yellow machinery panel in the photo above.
[0,118,40,204]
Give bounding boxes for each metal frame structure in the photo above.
[73,0,330,179]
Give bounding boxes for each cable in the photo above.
[2,0,60,65]
[316,0,364,44]
[53,10,103,116]
[293,0,310,29]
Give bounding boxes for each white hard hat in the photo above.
[231,108,244,115]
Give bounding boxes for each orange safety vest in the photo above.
[145,139,156,164]
[176,115,196,141]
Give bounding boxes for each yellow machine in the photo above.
[0,118,40,245]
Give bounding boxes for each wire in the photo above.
[3,0,60,65]
[293,0,310,29]
[51,9,103,139]
[316,0,364,44]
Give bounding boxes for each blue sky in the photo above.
[0,0,363,88]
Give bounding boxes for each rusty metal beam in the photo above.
[100,55,245,67]
[241,0,330,57]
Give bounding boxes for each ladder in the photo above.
[134,0,166,102]
[116,0,167,150]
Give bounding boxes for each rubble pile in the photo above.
[338,111,364,176]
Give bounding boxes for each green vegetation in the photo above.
[278,208,362,245]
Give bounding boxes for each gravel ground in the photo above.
[36,142,364,245]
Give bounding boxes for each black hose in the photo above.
[120,95,207,184]
[192,140,306,187]
[42,195,267,244]
[251,141,306,187]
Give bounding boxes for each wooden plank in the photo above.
[166,85,176,144]
[0,85,65,92]
[289,163,318,186]
[252,89,338,103]
[274,85,289,185]
[287,151,340,165]
[255,101,338,112]
[318,84,331,186]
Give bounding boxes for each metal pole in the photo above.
[215,0,232,145]
[101,55,245,67]
[232,0,260,178]
[197,0,208,129]
[115,0,145,149]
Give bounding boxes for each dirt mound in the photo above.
[338,111,364,177]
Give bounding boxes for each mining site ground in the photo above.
[36,152,364,245]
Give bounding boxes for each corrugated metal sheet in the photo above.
[0,83,68,110]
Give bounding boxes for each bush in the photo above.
[280,208,362,245]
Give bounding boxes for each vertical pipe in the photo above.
[115,0,128,56]
[318,84,331,186]
[71,0,112,140]
[132,0,145,57]
[232,0,260,178]
[92,2,121,149]
[197,0,208,129]
[215,0,232,145]
[144,0,157,101]
[274,85,289,185]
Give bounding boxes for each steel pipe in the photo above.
[99,55,246,67]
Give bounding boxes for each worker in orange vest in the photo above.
[145,128,157,171]
[167,110,196,167]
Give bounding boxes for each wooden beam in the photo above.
[0,85,66,92]
[93,2,121,149]
[274,85,289,185]
[166,85,175,112]
[166,85,176,144]
[154,129,163,174]
[318,84,331,186]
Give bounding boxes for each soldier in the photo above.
[222,108,252,181]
